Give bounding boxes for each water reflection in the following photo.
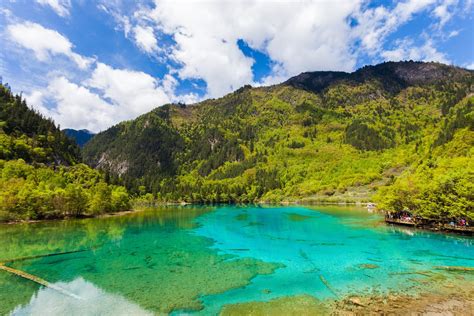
[1,205,473,315]
[11,278,153,316]
[0,205,280,315]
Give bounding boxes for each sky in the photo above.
[0,0,473,132]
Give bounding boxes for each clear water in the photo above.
[0,205,473,315]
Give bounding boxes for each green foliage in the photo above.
[0,159,131,221]
[0,83,130,221]
[82,62,473,222]
[0,84,80,164]
[374,128,473,221]
[345,119,395,151]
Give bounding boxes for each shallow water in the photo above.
[0,205,473,315]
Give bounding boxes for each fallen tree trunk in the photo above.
[0,263,82,300]
[0,249,89,264]
[319,274,339,298]
[433,266,474,272]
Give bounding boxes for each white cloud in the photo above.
[465,62,474,70]
[36,0,71,17]
[23,90,46,112]
[133,25,158,53]
[24,63,193,132]
[353,0,438,55]
[7,21,93,69]
[11,278,153,315]
[8,0,471,132]
[139,0,362,97]
[29,76,116,132]
[381,38,449,64]
[123,0,462,98]
[433,0,458,28]
[86,62,171,117]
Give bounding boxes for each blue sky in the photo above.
[0,0,473,132]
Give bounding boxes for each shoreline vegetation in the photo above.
[83,61,473,233]
[2,62,473,229]
[4,200,472,236]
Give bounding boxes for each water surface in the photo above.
[0,205,473,315]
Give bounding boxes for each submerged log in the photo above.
[0,264,82,300]
[0,248,89,264]
[389,271,433,277]
[433,266,474,272]
[319,274,339,298]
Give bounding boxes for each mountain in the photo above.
[83,61,473,220]
[0,84,80,165]
[64,128,95,147]
[0,83,130,221]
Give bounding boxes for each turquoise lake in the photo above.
[0,205,473,315]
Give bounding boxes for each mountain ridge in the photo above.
[285,61,472,94]
[83,61,473,220]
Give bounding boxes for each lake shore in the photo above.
[332,280,474,315]
[222,275,474,315]
[3,203,472,237]
[385,217,474,236]
[1,208,141,225]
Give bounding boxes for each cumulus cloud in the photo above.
[23,90,46,112]
[11,277,153,315]
[381,38,449,63]
[24,63,192,132]
[433,0,458,28]
[86,62,171,117]
[7,21,93,69]
[353,0,439,55]
[27,76,116,132]
[140,0,361,97]
[133,25,158,53]
[36,0,71,17]
[117,0,463,98]
[7,0,472,132]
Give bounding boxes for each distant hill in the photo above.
[83,61,473,221]
[64,129,95,147]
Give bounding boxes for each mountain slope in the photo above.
[0,84,130,221]
[64,129,95,147]
[83,61,473,217]
[0,84,80,164]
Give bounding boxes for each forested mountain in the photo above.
[64,129,95,147]
[83,61,473,219]
[0,84,80,164]
[0,84,130,221]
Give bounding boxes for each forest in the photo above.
[0,84,130,221]
[1,61,472,222]
[84,62,473,221]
